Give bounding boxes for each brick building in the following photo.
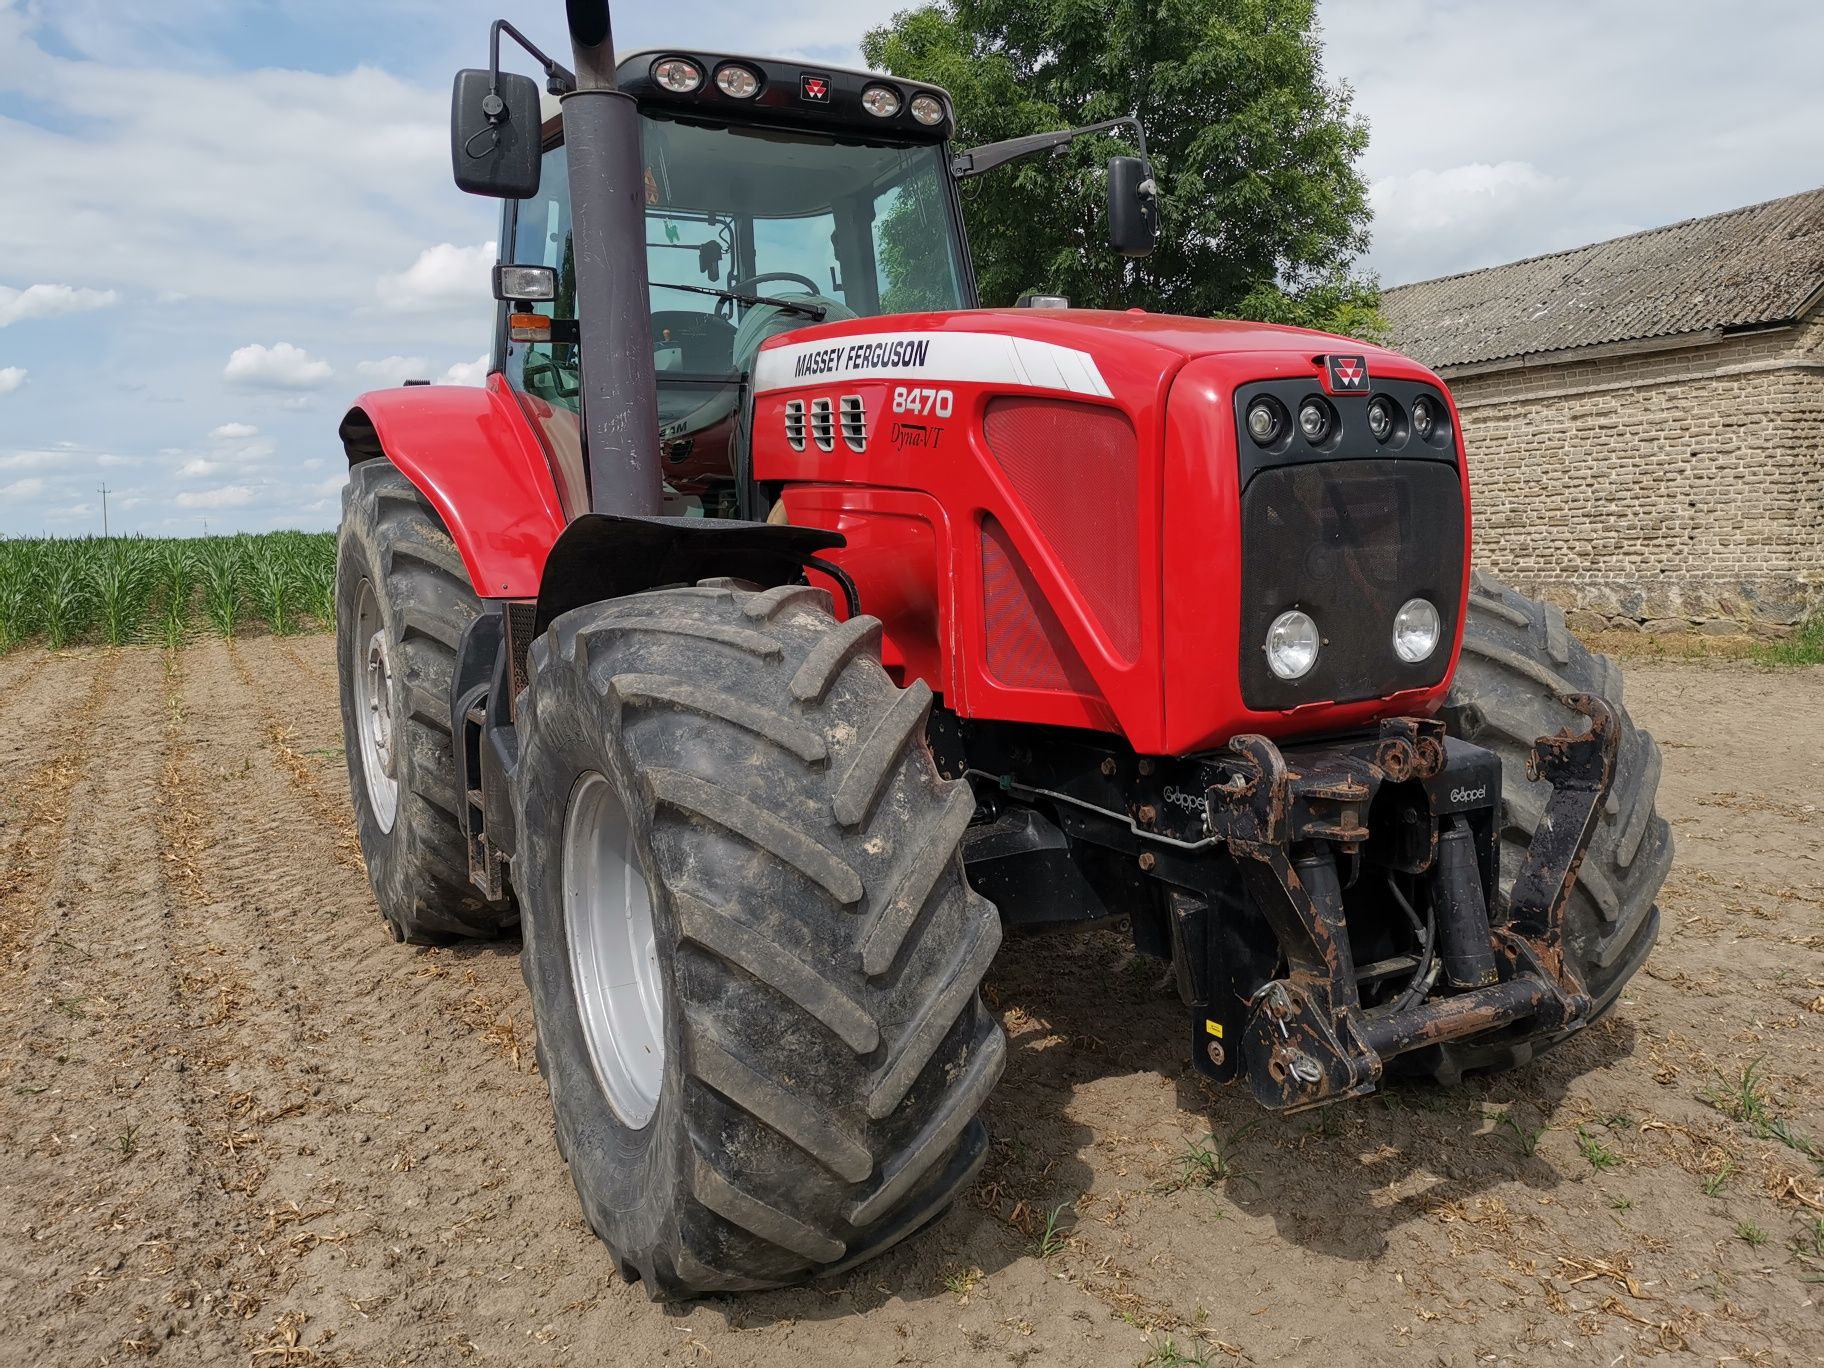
[1383,187,1824,633]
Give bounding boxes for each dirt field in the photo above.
[0,639,1819,1367]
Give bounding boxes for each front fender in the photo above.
[339,374,566,598]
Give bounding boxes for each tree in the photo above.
[862,0,1382,336]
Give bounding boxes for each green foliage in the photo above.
[1754,612,1824,666]
[0,532,335,651]
[1575,1126,1621,1173]
[863,0,1381,334]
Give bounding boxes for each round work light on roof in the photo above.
[861,84,902,118]
[714,64,761,99]
[910,93,945,125]
[652,57,703,93]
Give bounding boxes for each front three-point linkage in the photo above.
[1207,699,1617,1112]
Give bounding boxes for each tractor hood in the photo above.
[750,307,1435,405]
[750,307,1467,755]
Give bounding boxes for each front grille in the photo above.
[784,399,806,450]
[809,397,836,451]
[839,395,867,451]
[1238,459,1463,710]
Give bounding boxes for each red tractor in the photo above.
[335,4,1671,1298]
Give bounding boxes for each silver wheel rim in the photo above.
[352,579,400,833]
[562,771,667,1130]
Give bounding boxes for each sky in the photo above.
[2,0,1821,537]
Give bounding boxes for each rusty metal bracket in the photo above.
[1490,693,1617,1024]
[1205,707,1616,1113]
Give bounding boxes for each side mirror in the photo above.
[451,68,543,199]
[1107,155,1159,259]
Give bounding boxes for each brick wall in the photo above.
[1444,313,1824,632]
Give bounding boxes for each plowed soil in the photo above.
[0,640,1819,1367]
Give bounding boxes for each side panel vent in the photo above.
[809,397,836,452]
[839,395,867,451]
[983,398,1140,662]
[980,515,1103,697]
[783,399,806,451]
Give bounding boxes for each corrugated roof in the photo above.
[1382,186,1824,370]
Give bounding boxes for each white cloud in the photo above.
[174,484,257,510]
[177,458,219,477]
[376,242,497,312]
[1370,162,1563,239]
[223,342,333,390]
[356,354,432,387]
[0,283,119,327]
[0,477,46,498]
[209,421,259,440]
[440,353,490,387]
[0,367,25,395]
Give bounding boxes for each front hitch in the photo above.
[1207,698,1617,1113]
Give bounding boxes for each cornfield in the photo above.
[0,532,337,652]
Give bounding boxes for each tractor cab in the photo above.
[461,45,1155,511]
[495,52,975,505]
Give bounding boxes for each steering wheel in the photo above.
[718,271,824,319]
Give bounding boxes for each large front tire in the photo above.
[515,583,1004,1298]
[336,462,514,942]
[1424,571,1673,1080]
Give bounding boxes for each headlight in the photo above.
[1412,396,1436,439]
[651,57,703,93]
[714,65,760,99]
[1393,597,1442,663]
[910,93,945,125]
[1266,609,1320,680]
[1367,397,1396,442]
[1297,398,1334,444]
[1246,397,1286,446]
[861,84,902,118]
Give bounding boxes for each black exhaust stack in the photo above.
[562,0,662,517]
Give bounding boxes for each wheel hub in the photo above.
[352,579,401,833]
[562,771,667,1130]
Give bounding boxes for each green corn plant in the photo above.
[91,539,158,646]
[198,539,243,638]
[156,541,197,650]
[38,550,93,650]
[0,543,31,652]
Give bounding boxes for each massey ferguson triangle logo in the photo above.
[801,74,831,103]
[1327,354,1369,391]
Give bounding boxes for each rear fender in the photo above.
[338,374,567,598]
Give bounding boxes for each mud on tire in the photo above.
[514,582,1005,1299]
[1420,571,1674,1082]
[336,461,515,943]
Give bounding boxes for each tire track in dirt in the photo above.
[0,649,122,1000]
[0,647,233,1364]
[0,643,54,702]
[134,637,585,1363]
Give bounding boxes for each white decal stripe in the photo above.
[752,330,1112,399]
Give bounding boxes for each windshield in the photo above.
[508,116,969,441]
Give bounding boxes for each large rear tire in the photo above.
[1421,571,1673,1081]
[514,582,1004,1298]
[336,462,515,943]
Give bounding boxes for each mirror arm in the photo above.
[951,115,1148,179]
[490,18,577,97]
